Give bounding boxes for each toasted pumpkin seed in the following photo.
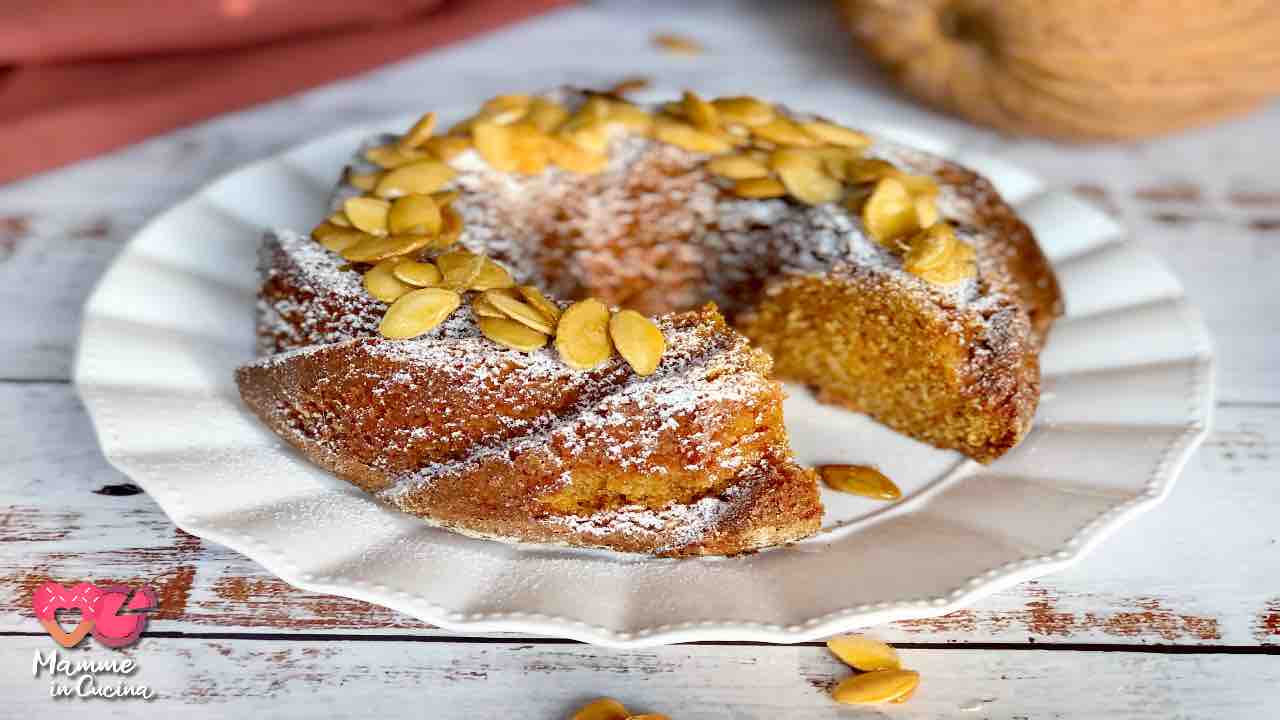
[556,298,614,370]
[711,96,774,126]
[436,250,485,289]
[831,670,919,706]
[571,697,630,720]
[423,135,472,161]
[484,290,555,334]
[731,176,787,199]
[705,154,770,180]
[653,117,731,154]
[801,120,871,149]
[860,177,920,246]
[525,97,570,133]
[826,635,902,672]
[751,117,818,146]
[478,317,548,352]
[346,169,383,191]
[340,233,433,263]
[387,194,441,236]
[314,226,370,253]
[471,257,515,291]
[516,285,562,324]
[681,90,719,132]
[818,464,902,500]
[342,197,391,236]
[374,159,457,198]
[397,112,437,150]
[392,260,442,287]
[608,310,666,376]
[363,258,413,303]
[379,288,461,339]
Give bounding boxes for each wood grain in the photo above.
[4,637,1278,718]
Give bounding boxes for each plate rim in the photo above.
[73,111,1216,648]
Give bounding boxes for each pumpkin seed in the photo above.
[555,298,614,370]
[608,310,666,376]
[363,258,413,303]
[831,669,919,706]
[571,697,630,720]
[516,285,561,324]
[387,194,442,236]
[391,260,442,287]
[731,176,787,199]
[478,317,548,352]
[340,233,433,263]
[484,290,555,334]
[860,177,920,246]
[397,112,437,150]
[374,159,457,198]
[342,197,391,236]
[379,288,461,339]
[705,154,770,180]
[818,464,902,500]
[826,635,902,672]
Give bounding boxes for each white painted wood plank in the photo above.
[3,636,1277,719]
[0,0,1276,400]
[3,382,1276,646]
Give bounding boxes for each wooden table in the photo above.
[3,1,1277,716]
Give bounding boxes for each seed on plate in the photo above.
[326,210,352,228]
[601,99,653,133]
[392,260,442,287]
[387,194,442,236]
[312,223,368,252]
[570,697,630,720]
[817,464,902,500]
[478,317,548,352]
[374,159,457,198]
[484,290,555,334]
[379,287,461,339]
[363,258,413,303]
[342,197,391,236]
[516,285,561,324]
[831,670,919,706]
[826,635,902,672]
[556,298,614,370]
[771,148,842,205]
[608,310,666,376]
[437,205,464,246]
[397,112,437,150]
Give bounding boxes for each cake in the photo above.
[237,89,1061,555]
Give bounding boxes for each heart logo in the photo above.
[33,581,102,648]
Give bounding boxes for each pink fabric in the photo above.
[0,0,575,184]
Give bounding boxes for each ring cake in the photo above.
[236,89,1061,556]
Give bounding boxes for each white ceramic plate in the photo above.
[75,103,1214,648]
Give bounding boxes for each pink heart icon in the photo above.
[32,581,102,648]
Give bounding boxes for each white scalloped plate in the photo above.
[75,100,1213,648]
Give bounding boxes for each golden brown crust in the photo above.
[237,306,822,557]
